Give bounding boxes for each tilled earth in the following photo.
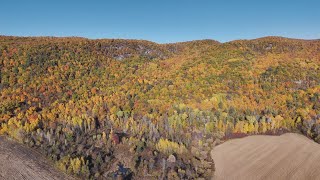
[211,133,320,180]
[0,136,73,180]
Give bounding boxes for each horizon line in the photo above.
[1,34,319,44]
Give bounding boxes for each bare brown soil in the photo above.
[211,133,320,180]
[0,136,73,180]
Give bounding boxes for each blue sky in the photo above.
[0,0,319,43]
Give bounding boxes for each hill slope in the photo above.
[0,35,319,179]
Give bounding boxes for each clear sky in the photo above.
[1,0,319,43]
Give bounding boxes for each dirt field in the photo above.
[211,133,320,180]
[0,136,73,180]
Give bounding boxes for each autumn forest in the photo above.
[0,36,320,179]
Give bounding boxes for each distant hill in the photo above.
[0,35,319,179]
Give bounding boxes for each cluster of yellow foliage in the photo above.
[57,156,89,176]
[156,138,187,155]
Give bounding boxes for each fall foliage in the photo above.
[0,36,319,179]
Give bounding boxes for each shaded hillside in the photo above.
[0,35,319,179]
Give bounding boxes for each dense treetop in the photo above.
[0,36,319,179]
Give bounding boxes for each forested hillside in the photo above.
[0,36,319,179]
